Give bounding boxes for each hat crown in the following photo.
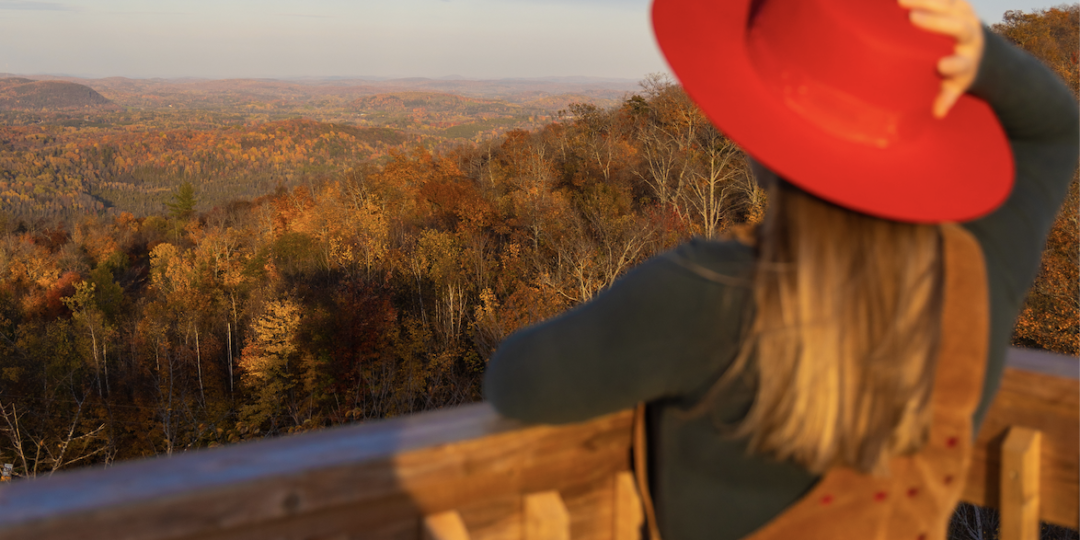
[746,0,953,148]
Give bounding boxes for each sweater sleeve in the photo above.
[962,29,1079,431]
[483,242,753,424]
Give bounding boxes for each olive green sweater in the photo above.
[484,30,1078,540]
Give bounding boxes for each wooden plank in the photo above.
[1000,428,1041,540]
[962,368,1079,529]
[162,472,620,540]
[423,511,470,540]
[163,492,422,540]
[612,472,643,540]
[524,492,569,540]
[0,404,507,537]
[0,405,634,540]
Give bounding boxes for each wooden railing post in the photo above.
[423,511,470,540]
[613,471,644,540]
[962,349,1078,529]
[525,491,570,540]
[1000,427,1042,540]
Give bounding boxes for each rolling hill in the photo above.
[0,78,115,111]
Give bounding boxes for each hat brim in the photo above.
[652,0,1013,223]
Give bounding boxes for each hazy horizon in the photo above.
[0,0,1068,81]
[0,72,645,83]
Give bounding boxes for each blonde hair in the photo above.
[710,180,944,476]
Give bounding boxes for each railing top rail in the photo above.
[1005,346,1078,380]
[0,403,518,528]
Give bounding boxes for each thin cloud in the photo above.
[0,1,73,11]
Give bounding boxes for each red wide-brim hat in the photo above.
[652,0,1014,223]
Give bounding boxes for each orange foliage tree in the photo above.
[994,5,1080,355]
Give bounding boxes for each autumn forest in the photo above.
[0,8,1075,479]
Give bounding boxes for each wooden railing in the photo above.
[0,347,1074,540]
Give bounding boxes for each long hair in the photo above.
[710,176,945,476]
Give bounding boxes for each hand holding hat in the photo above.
[901,0,985,118]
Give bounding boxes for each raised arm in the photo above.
[905,0,1079,429]
[965,25,1078,429]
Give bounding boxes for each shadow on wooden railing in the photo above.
[0,347,1074,540]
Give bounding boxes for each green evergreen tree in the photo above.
[166,182,198,220]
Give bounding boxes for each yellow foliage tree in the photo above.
[238,299,301,431]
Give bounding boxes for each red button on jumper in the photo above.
[820,494,834,505]
[907,487,919,497]
[946,437,958,448]
[874,491,888,501]
[943,475,954,485]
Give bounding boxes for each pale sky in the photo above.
[0,0,1066,80]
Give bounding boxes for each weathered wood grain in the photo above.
[0,405,633,540]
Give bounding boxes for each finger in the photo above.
[909,10,979,43]
[937,54,974,77]
[933,84,964,119]
[899,0,958,14]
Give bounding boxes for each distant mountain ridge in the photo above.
[0,78,115,111]
[352,92,523,114]
[0,74,639,105]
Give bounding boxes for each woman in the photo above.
[484,0,1078,538]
